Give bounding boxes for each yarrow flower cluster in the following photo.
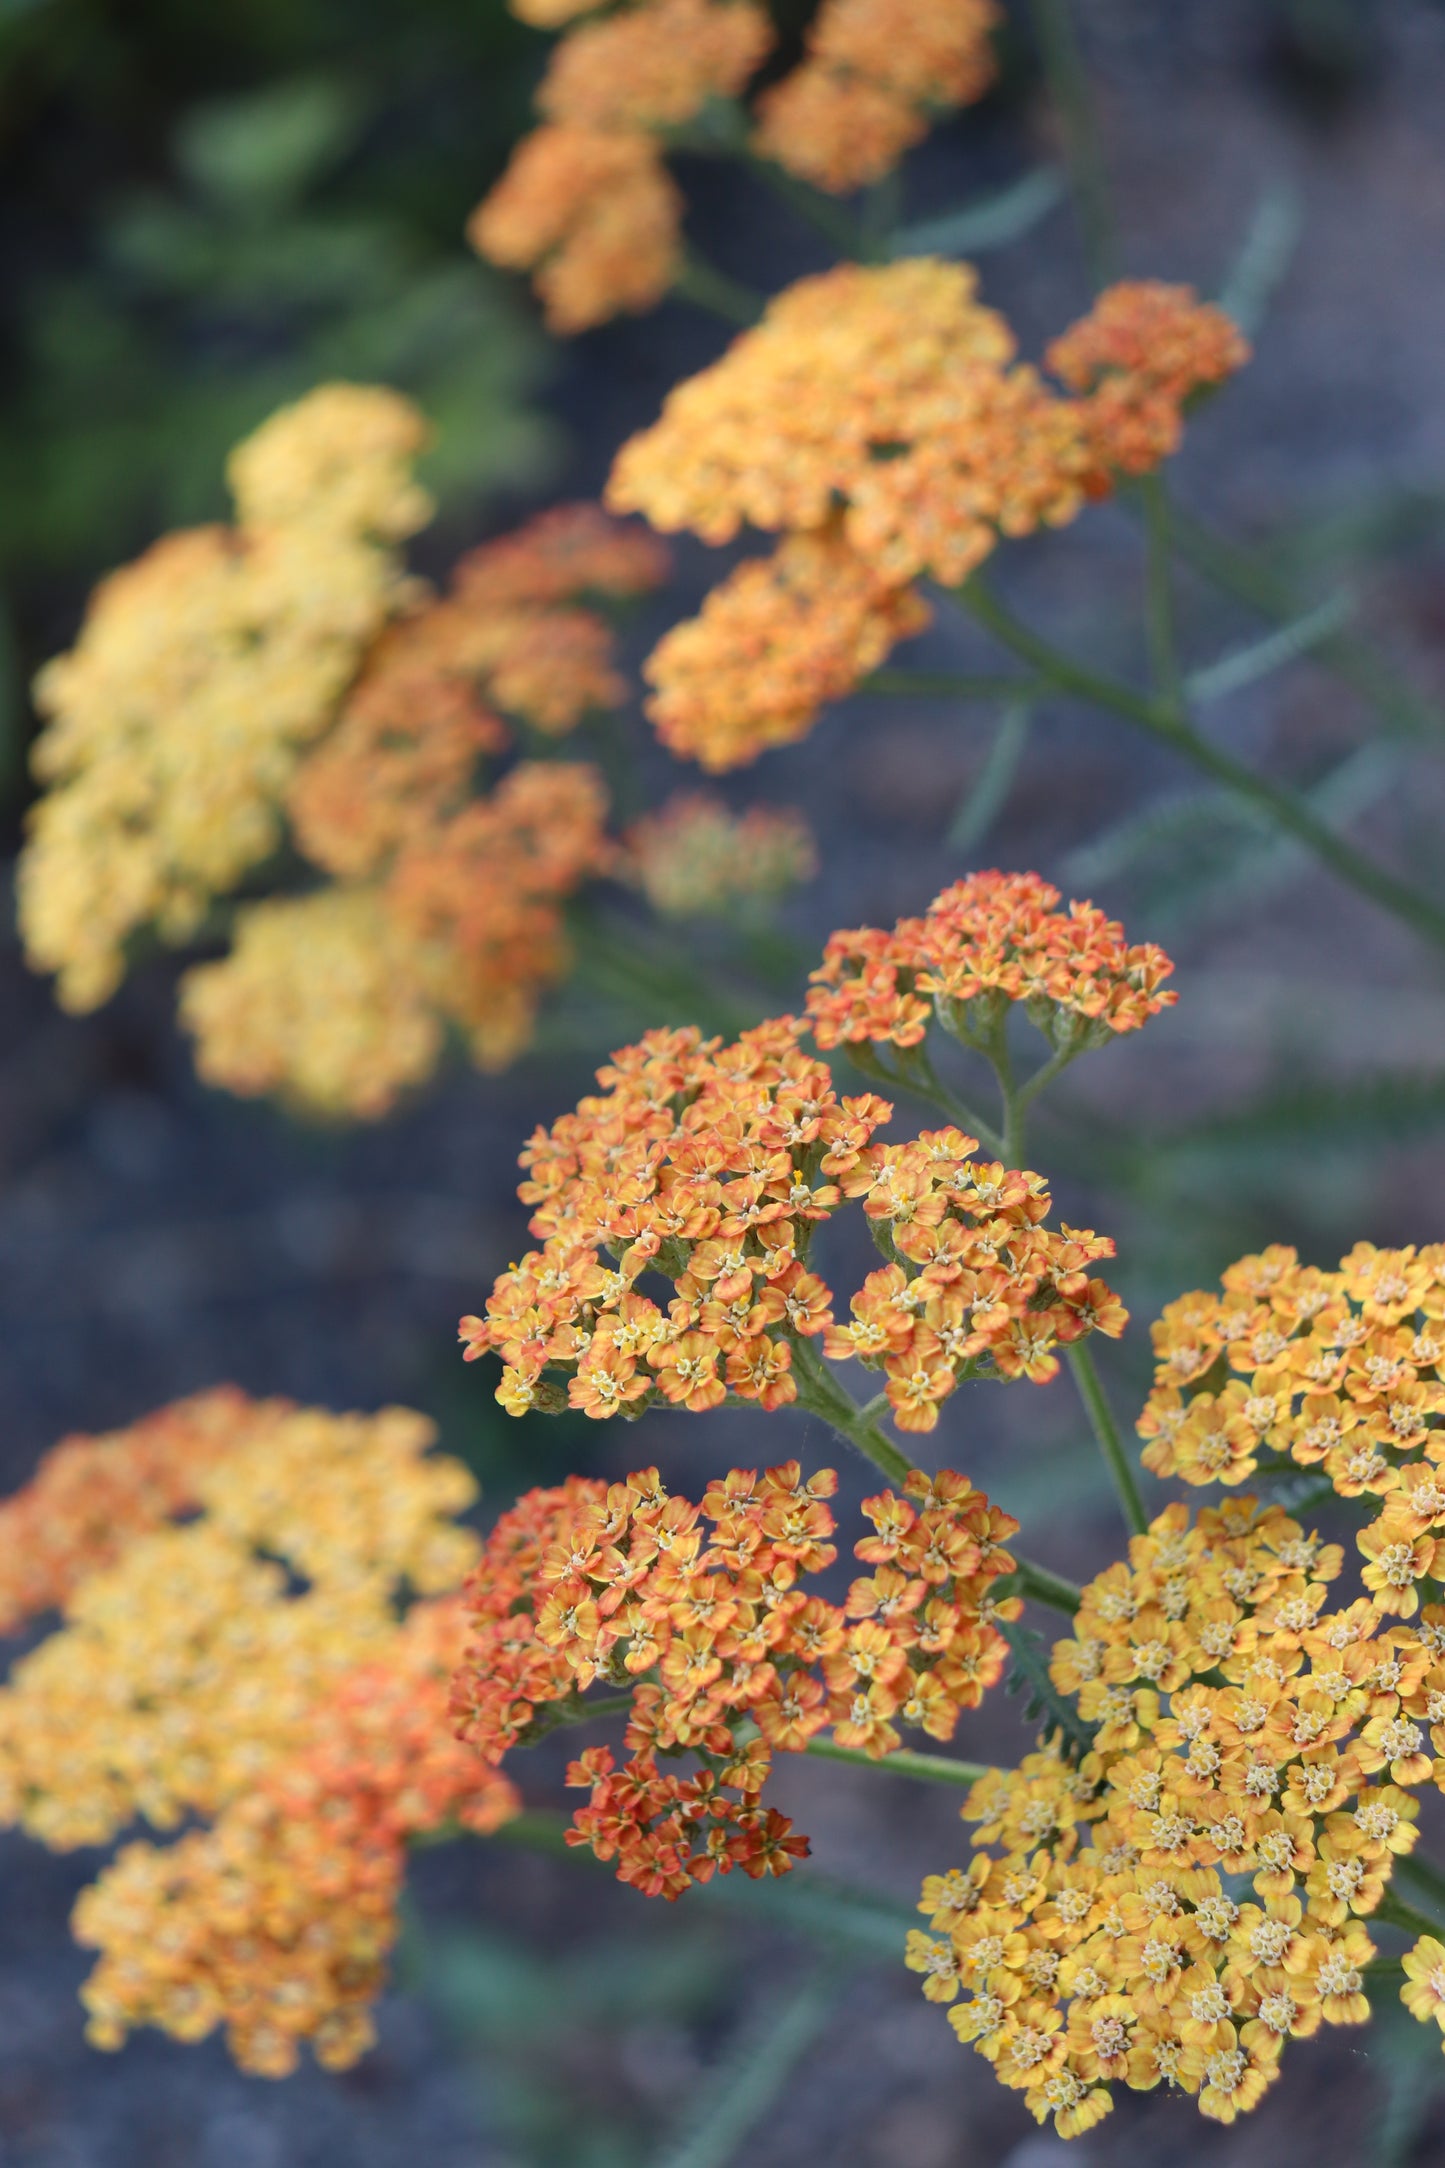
[20,386,675,1115]
[74,1600,516,2078]
[808,870,1178,1059]
[459,1006,1124,1436]
[752,0,1000,194]
[0,1391,506,2076]
[621,793,817,919]
[1139,1243,1445,1607]
[450,1458,1019,1895]
[911,1495,1435,2135]
[608,262,1248,768]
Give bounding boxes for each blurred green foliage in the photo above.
[0,0,557,788]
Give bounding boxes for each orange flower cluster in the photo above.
[643,527,930,769]
[177,499,662,1116]
[75,1601,518,2078]
[621,792,816,918]
[450,1458,1018,1895]
[1047,281,1251,481]
[610,262,1250,768]
[912,1496,1434,2136]
[1138,1243,1445,1614]
[458,1008,1124,1436]
[0,1387,272,1636]
[753,0,1000,194]
[470,0,768,332]
[808,871,1178,1058]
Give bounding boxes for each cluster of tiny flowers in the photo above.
[0,1387,270,1635]
[450,1458,1018,1895]
[808,871,1178,1059]
[1046,281,1251,481]
[0,1400,478,1849]
[173,497,659,1117]
[621,793,817,919]
[470,0,768,331]
[18,386,429,1012]
[1138,1243,1445,1610]
[910,1496,1437,2136]
[640,524,932,770]
[74,1600,518,2078]
[458,1006,1123,1436]
[609,261,1249,767]
[753,0,1000,194]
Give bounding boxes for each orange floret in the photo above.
[74,1600,517,2078]
[621,793,816,918]
[537,0,771,133]
[807,870,1178,1055]
[451,502,670,608]
[642,528,930,770]
[469,124,683,332]
[754,0,998,194]
[1047,280,1251,481]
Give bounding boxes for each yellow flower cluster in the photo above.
[753,0,1000,194]
[1138,1242,1445,1616]
[74,1599,517,2078]
[19,386,429,1012]
[912,1495,1436,2136]
[610,260,1249,768]
[621,792,817,918]
[0,1398,477,1849]
[470,0,768,332]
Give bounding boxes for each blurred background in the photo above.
[3,0,1445,2161]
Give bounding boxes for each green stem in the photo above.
[1141,470,1186,718]
[521,1690,636,1741]
[1066,1341,1149,1536]
[959,577,1445,955]
[790,1336,914,1486]
[1027,0,1117,288]
[673,252,765,327]
[1377,1886,1445,1942]
[743,153,864,257]
[857,666,1044,701]
[1012,1043,1082,1122]
[841,1040,1006,1160]
[1007,1556,1083,1616]
[803,1737,992,1786]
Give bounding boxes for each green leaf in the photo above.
[649,1969,835,2168]
[175,77,366,212]
[1218,180,1305,337]
[889,168,1064,259]
[1186,590,1354,705]
[946,702,1031,853]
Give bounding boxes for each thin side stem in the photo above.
[743,153,864,257]
[790,1335,914,1486]
[1377,1886,1445,1942]
[804,1737,992,1786]
[859,667,1043,701]
[1141,470,1186,718]
[674,253,765,327]
[1396,1849,1445,1928]
[959,578,1445,955]
[1027,0,1117,287]
[1007,1555,1084,1617]
[842,1040,1006,1160]
[1067,1341,1149,1537]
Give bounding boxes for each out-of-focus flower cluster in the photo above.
[1139,1244,1445,1609]
[753,0,1000,194]
[450,1457,1018,1895]
[911,1494,1434,2135]
[471,0,1002,328]
[19,386,429,1013]
[621,792,816,918]
[808,870,1178,1059]
[608,263,1248,769]
[19,385,680,1115]
[75,1600,516,2078]
[0,1391,509,2075]
[458,1003,1124,1437]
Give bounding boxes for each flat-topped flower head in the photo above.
[536,0,770,133]
[1047,282,1250,483]
[1137,1242,1445,1620]
[916,1497,1431,2135]
[641,526,931,769]
[74,1600,517,2078]
[753,0,999,194]
[622,794,816,918]
[450,1458,1017,1894]
[461,1002,1124,1435]
[607,260,1091,586]
[808,871,1178,1058]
